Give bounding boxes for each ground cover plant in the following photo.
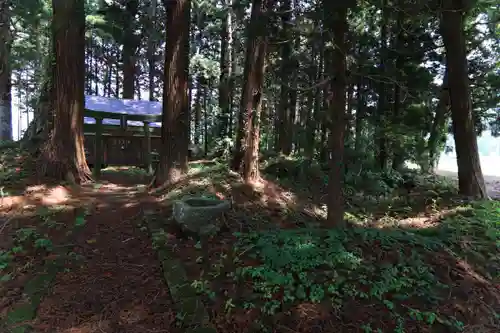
[143,158,500,333]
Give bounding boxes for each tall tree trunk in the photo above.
[345,80,354,143]
[85,33,93,95]
[154,0,191,187]
[218,0,232,137]
[104,50,112,97]
[231,0,269,184]
[122,0,139,99]
[39,0,91,183]
[324,2,348,227]
[304,52,316,158]
[376,0,389,170]
[288,36,300,154]
[391,6,405,170]
[440,0,487,199]
[204,81,209,154]
[305,34,319,159]
[427,69,450,172]
[0,0,12,141]
[319,49,330,163]
[354,54,366,154]
[193,76,203,145]
[114,47,120,98]
[147,0,158,101]
[228,3,237,139]
[277,0,292,154]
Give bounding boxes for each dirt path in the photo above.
[436,169,500,198]
[30,177,179,333]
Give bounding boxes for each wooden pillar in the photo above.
[143,121,152,175]
[93,117,103,179]
[120,115,128,130]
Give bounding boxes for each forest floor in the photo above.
[1,146,499,333]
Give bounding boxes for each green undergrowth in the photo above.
[263,155,457,199]
[415,200,500,280]
[161,161,238,201]
[141,156,499,331]
[1,207,88,332]
[191,200,499,332]
[263,156,460,222]
[1,206,88,285]
[0,143,30,195]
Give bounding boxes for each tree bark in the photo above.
[276,0,292,154]
[376,0,390,170]
[154,0,191,187]
[354,52,366,154]
[323,2,348,227]
[218,0,232,138]
[231,0,269,184]
[440,0,487,199]
[39,0,91,183]
[147,0,158,101]
[427,68,450,172]
[193,76,203,145]
[0,0,12,141]
[391,6,405,170]
[122,0,139,99]
[228,3,237,139]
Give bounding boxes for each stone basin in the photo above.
[172,197,231,235]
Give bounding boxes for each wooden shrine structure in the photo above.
[84,95,162,177]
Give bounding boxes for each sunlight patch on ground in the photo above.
[39,186,71,205]
[305,204,327,219]
[1,185,73,212]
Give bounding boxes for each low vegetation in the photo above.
[142,158,500,332]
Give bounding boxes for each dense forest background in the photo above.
[0,0,499,209]
[1,1,500,332]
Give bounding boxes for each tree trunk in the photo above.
[147,0,158,101]
[231,0,269,184]
[427,69,450,172]
[277,0,292,154]
[354,55,365,154]
[319,49,330,163]
[304,59,315,157]
[203,81,209,154]
[288,36,300,154]
[218,0,232,138]
[154,0,191,187]
[440,0,487,199]
[122,0,139,99]
[305,35,319,159]
[324,2,348,227]
[376,0,389,170]
[0,0,12,141]
[345,80,354,144]
[39,0,91,183]
[193,76,203,145]
[114,47,120,98]
[228,4,237,139]
[391,6,405,170]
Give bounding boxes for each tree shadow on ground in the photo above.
[1,167,182,333]
[2,155,499,333]
[142,164,499,333]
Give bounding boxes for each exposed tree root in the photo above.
[147,166,187,195]
[37,139,92,185]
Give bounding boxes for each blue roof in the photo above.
[84,95,162,127]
